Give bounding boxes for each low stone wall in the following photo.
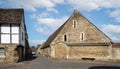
[40,47,51,57]
[0,44,24,63]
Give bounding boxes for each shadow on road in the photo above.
[88,66,120,69]
[24,54,38,61]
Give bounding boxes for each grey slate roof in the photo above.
[0,9,24,24]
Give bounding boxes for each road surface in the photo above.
[0,55,120,69]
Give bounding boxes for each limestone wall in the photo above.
[68,46,110,60]
[0,44,24,63]
[40,47,51,57]
[112,48,120,61]
[52,10,110,45]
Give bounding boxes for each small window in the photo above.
[73,20,77,28]
[64,35,67,41]
[1,34,10,43]
[11,24,19,33]
[80,32,84,41]
[22,32,24,41]
[1,24,10,33]
[12,35,19,43]
[0,48,5,57]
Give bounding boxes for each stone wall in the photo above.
[112,48,120,61]
[51,44,110,60]
[52,10,110,45]
[0,44,24,63]
[40,47,51,57]
[69,46,110,60]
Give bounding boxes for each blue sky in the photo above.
[0,0,120,46]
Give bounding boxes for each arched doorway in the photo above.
[54,43,68,59]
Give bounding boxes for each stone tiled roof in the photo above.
[0,9,24,24]
[112,43,120,48]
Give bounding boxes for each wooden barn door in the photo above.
[55,43,67,59]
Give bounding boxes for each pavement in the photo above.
[0,55,120,69]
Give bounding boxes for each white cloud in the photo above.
[109,9,120,22]
[101,24,120,42]
[66,0,120,12]
[51,0,65,4]
[30,12,50,19]
[36,26,52,35]
[66,0,120,22]
[0,0,65,12]
[67,0,101,11]
[36,16,69,35]
[46,8,58,14]
[30,39,45,46]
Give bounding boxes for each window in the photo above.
[12,35,19,43]
[64,35,67,41]
[22,32,24,41]
[0,24,19,44]
[80,32,84,41]
[1,24,10,33]
[1,34,10,43]
[11,24,19,43]
[73,20,77,28]
[0,48,5,57]
[1,24,10,43]
[11,25,19,33]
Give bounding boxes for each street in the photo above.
[0,55,120,69]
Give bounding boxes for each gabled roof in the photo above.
[41,19,68,49]
[41,9,111,49]
[0,9,24,24]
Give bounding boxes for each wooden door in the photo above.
[55,43,67,59]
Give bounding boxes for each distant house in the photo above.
[0,9,29,62]
[112,43,120,60]
[39,9,112,61]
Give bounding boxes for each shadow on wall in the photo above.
[88,66,120,69]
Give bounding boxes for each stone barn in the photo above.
[0,9,29,63]
[40,9,112,61]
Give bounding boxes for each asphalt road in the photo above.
[0,55,120,69]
